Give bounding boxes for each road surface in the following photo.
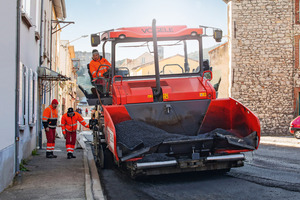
[98,144,300,200]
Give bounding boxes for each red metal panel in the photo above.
[103,106,118,161]
[112,77,216,105]
[162,77,215,101]
[199,98,261,150]
[104,105,131,125]
[215,149,251,154]
[108,26,203,39]
[103,105,132,161]
[125,83,154,104]
[112,84,127,105]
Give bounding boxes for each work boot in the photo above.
[67,153,72,159]
[70,153,76,158]
[46,152,55,158]
[51,151,57,158]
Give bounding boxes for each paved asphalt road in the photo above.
[97,143,300,200]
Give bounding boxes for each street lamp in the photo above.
[68,35,88,44]
[62,35,88,48]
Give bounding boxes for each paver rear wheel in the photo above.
[294,130,300,139]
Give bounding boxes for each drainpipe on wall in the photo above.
[38,0,45,149]
[49,0,53,102]
[15,0,21,175]
[50,12,53,71]
[39,0,44,67]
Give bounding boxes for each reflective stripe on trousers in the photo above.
[65,131,76,153]
[46,128,56,152]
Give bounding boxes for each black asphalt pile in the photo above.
[115,120,257,154]
[115,120,181,151]
[211,128,257,150]
[115,120,212,152]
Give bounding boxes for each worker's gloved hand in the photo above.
[103,70,110,78]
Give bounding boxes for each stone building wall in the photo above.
[225,0,298,135]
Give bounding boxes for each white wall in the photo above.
[0,0,68,193]
[18,0,41,160]
[0,0,42,192]
[0,0,17,193]
[0,0,17,151]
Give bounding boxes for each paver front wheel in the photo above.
[294,130,300,139]
[99,144,105,168]
[99,144,114,169]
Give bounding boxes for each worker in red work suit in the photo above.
[85,108,88,117]
[42,99,59,158]
[61,108,90,159]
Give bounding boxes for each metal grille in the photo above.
[40,79,59,93]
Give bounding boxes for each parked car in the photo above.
[289,116,300,139]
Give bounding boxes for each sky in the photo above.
[60,0,228,52]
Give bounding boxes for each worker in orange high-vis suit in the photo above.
[42,99,59,158]
[89,49,111,80]
[61,108,90,159]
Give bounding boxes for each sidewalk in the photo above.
[0,132,104,200]
[260,135,300,148]
[0,133,298,200]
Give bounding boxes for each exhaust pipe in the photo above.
[136,160,177,169]
[152,19,162,102]
[206,154,245,162]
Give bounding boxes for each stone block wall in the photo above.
[227,0,299,135]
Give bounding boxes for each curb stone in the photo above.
[78,134,105,200]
